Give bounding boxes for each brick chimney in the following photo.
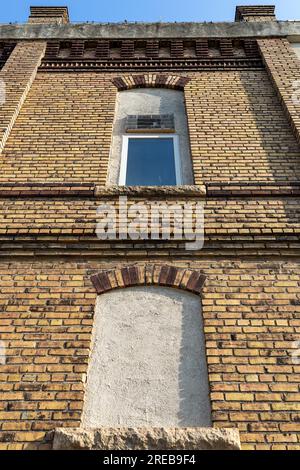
[235,5,276,22]
[28,6,69,24]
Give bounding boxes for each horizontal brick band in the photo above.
[42,39,260,62]
[90,264,206,295]
[40,58,264,73]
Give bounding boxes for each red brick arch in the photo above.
[111,74,191,91]
[90,264,206,295]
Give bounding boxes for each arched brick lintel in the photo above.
[111,74,191,91]
[90,264,206,296]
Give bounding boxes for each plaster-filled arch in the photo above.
[82,285,211,428]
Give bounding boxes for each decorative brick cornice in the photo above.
[111,74,191,91]
[90,264,206,295]
[42,39,260,62]
[0,183,94,198]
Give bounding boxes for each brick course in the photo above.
[28,6,69,25]
[0,41,46,154]
[235,6,276,22]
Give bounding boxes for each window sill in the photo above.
[95,185,206,198]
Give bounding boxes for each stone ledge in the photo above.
[52,427,241,450]
[94,185,206,198]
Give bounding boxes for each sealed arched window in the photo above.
[107,88,194,186]
[82,286,211,427]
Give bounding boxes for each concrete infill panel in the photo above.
[52,427,241,451]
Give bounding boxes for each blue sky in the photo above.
[0,0,299,24]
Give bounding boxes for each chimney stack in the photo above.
[28,6,69,24]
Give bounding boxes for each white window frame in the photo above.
[119,134,182,186]
[291,43,300,60]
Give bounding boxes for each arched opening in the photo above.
[82,285,211,428]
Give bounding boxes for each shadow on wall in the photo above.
[108,88,194,185]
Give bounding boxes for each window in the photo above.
[107,89,194,185]
[119,134,182,186]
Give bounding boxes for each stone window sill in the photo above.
[52,427,241,450]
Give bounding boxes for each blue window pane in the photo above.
[126,138,177,186]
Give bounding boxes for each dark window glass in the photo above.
[126,138,177,186]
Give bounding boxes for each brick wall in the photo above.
[0,258,299,450]
[185,70,300,183]
[0,72,115,183]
